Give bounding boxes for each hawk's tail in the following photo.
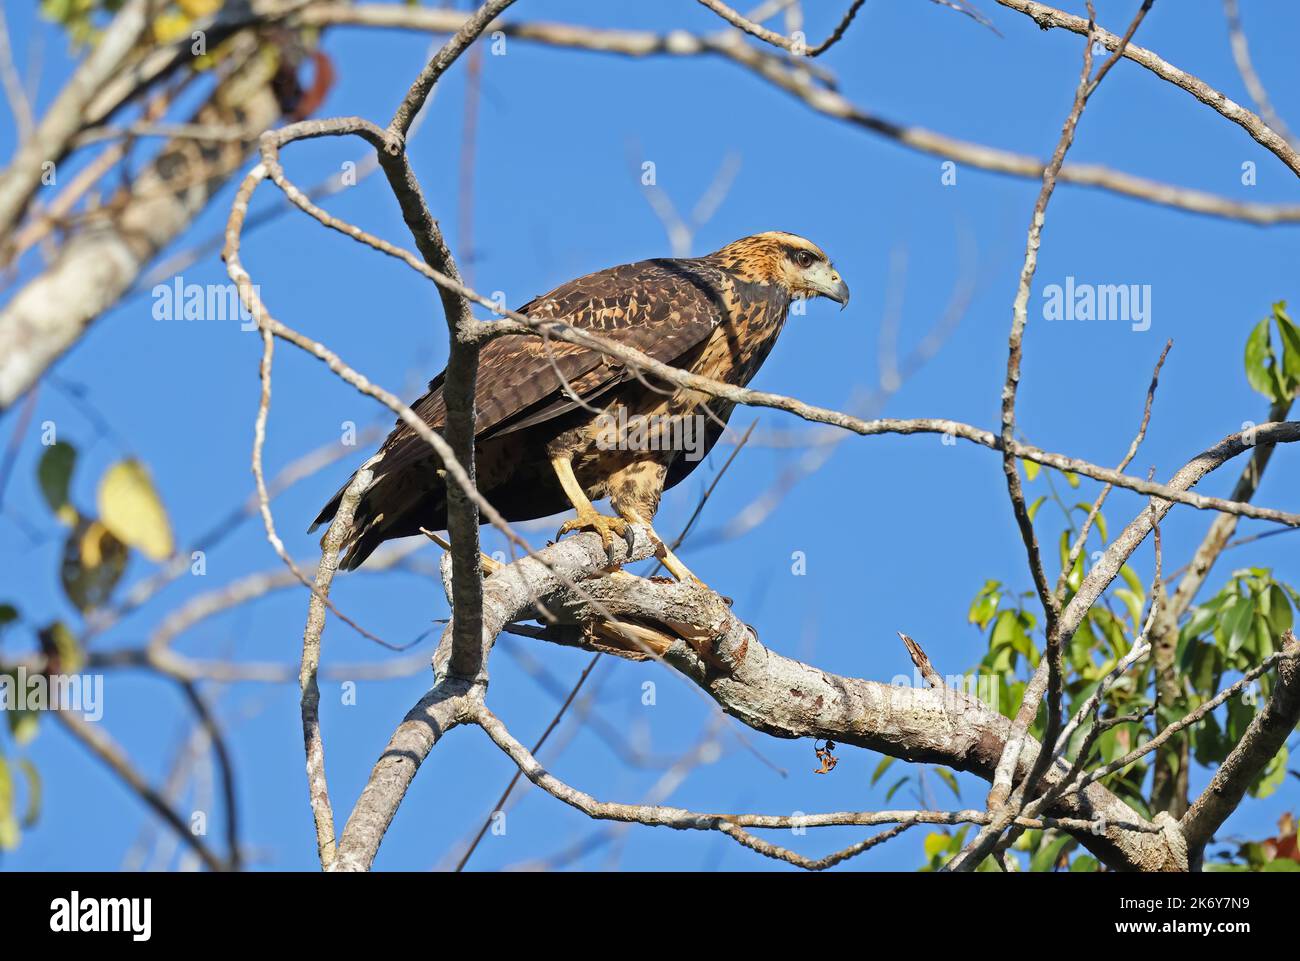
[308,453,444,571]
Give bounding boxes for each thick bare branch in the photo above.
[0,34,284,409]
[0,0,148,237]
[297,3,1300,224]
[333,522,1188,870]
[996,0,1300,179]
[1181,631,1300,860]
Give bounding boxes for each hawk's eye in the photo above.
[794,250,815,268]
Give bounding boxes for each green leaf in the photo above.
[1256,614,1275,658]
[1262,859,1300,872]
[870,755,896,786]
[884,775,909,803]
[1115,589,1144,633]
[1240,841,1272,868]
[0,603,17,640]
[37,441,78,525]
[1118,564,1145,602]
[1070,854,1100,872]
[992,610,1037,667]
[1187,642,1221,704]
[17,759,40,829]
[1086,505,1108,544]
[1057,530,1083,592]
[1244,316,1278,400]
[1003,679,1025,722]
[1027,495,1046,522]
[1225,597,1256,655]
[1030,833,1074,872]
[1274,301,1300,384]
[968,582,1002,630]
[1249,745,1287,799]
[1090,607,1129,663]
[1226,696,1253,744]
[1194,712,1226,766]
[1023,459,1040,481]
[1265,584,1293,638]
[932,767,961,801]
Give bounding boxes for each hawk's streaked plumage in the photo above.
[312,231,848,572]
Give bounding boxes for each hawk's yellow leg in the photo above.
[551,454,630,551]
[552,457,721,668]
[618,506,702,584]
[551,455,700,584]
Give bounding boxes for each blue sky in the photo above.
[1,0,1297,871]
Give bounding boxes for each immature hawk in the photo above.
[312,231,849,579]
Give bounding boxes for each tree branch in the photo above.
[995,0,1300,179]
[297,3,1300,225]
[54,708,228,872]
[1181,630,1300,862]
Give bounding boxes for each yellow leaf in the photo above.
[152,11,192,44]
[924,832,954,860]
[179,0,224,16]
[97,460,174,561]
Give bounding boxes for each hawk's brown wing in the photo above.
[309,256,730,536]
[364,257,730,480]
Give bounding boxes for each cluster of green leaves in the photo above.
[951,474,1298,871]
[1176,568,1293,800]
[917,826,1105,873]
[916,304,1300,871]
[954,510,1151,870]
[918,827,1005,872]
[1244,301,1300,405]
[0,440,174,854]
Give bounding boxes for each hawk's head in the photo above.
[711,231,850,309]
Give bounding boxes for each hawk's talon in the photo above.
[557,509,631,556]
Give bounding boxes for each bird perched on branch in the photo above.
[312,231,849,581]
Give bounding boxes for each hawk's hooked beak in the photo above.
[824,274,850,310]
[809,267,850,310]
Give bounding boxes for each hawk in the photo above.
[312,231,849,580]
